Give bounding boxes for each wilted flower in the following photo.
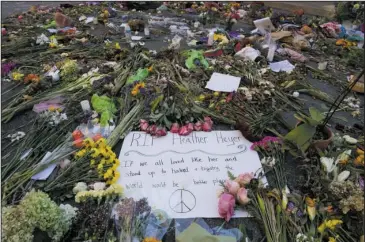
[187,123,194,132]
[140,119,149,132]
[170,123,180,133]
[320,157,336,173]
[235,172,254,186]
[1,62,16,76]
[147,124,157,136]
[179,125,192,136]
[359,177,364,190]
[194,121,203,131]
[155,127,167,137]
[237,187,250,205]
[224,180,240,195]
[336,150,351,165]
[218,193,235,222]
[305,197,316,221]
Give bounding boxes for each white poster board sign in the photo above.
[117,130,264,218]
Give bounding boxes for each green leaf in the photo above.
[91,94,117,126]
[227,171,236,180]
[284,123,316,152]
[309,107,325,123]
[150,95,164,113]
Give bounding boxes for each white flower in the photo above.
[337,170,350,182]
[60,113,68,121]
[320,157,336,173]
[73,182,88,194]
[59,158,71,169]
[296,233,308,242]
[261,157,276,167]
[36,33,50,45]
[293,91,299,97]
[343,135,357,144]
[93,182,106,191]
[264,90,271,95]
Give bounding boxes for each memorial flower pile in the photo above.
[1,1,364,241]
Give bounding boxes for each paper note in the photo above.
[269,60,295,73]
[205,72,241,92]
[117,131,265,218]
[31,151,57,180]
[131,36,143,41]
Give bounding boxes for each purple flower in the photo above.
[296,209,303,217]
[1,62,16,76]
[287,201,295,212]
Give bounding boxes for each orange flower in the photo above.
[354,155,364,166]
[326,205,334,213]
[24,74,40,84]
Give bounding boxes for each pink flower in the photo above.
[155,127,167,137]
[170,123,180,133]
[187,123,194,132]
[202,121,212,132]
[139,120,149,132]
[18,15,23,20]
[235,172,254,186]
[179,125,192,136]
[194,121,203,131]
[204,116,213,125]
[224,180,240,195]
[218,193,235,222]
[147,124,157,136]
[2,28,6,36]
[237,187,250,205]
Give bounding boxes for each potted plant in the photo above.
[284,107,333,154]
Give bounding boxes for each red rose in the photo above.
[170,123,180,133]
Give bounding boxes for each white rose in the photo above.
[337,170,350,182]
[343,135,357,144]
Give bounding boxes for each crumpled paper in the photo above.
[269,60,295,73]
[276,48,307,62]
[235,47,261,61]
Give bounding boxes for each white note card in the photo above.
[205,72,241,92]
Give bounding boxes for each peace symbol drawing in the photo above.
[169,189,196,213]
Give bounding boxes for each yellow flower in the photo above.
[111,176,118,184]
[318,219,343,234]
[115,159,120,166]
[96,138,107,148]
[75,149,87,159]
[83,138,95,148]
[90,148,100,158]
[305,197,316,221]
[48,105,57,112]
[11,72,24,81]
[114,171,120,179]
[142,237,162,242]
[111,163,118,171]
[97,163,104,171]
[148,66,153,72]
[329,237,336,242]
[131,89,139,96]
[115,42,121,50]
[90,159,96,167]
[104,168,113,179]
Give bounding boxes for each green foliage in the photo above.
[2,190,77,242]
[284,107,325,153]
[91,94,117,126]
[227,170,236,180]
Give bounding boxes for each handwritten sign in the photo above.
[117,130,264,218]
